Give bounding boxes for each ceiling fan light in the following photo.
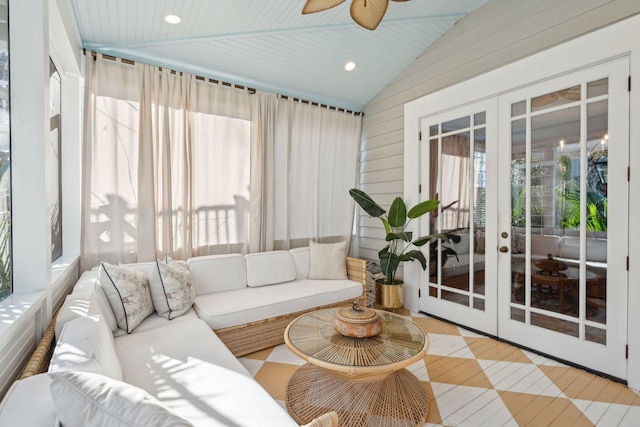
[350,0,389,30]
[302,0,347,14]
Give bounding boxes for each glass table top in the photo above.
[285,308,427,369]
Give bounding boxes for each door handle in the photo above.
[499,246,509,253]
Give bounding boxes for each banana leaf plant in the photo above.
[350,188,450,285]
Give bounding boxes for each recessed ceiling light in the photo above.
[164,14,182,24]
[344,61,356,71]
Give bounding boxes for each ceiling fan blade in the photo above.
[350,0,389,30]
[302,0,347,14]
[391,0,410,2]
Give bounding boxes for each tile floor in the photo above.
[239,310,640,427]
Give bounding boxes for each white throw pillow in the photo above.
[49,371,193,427]
[148,259,196,319]
[98,263,154,333]
[307,240,348,280]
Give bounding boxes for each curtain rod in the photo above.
[83,49,363,117]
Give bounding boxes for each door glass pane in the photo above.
[473,128,486,303]
[508,77,610,344]
[587,79,608,99]
[585,98,608,331]
[511,101,526,117]
[474,112,486,126]
[441,131,470,298]
[428,112,486,311]
[442,116,470,133]
[510,118,526,313]
[531,85,580,112]
[532,106,580,317]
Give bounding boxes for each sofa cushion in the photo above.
[156,357,297,426]
[0,374,56,427]
[49,315,123,381]
[72,271,118,332]
[113,318,250,393]
[98,263,154,333]
[245,251,296,287]
[307,240,348,280]
[148,259,196,319]
[49,371,193,427]
[290,247,310,279]
[56,291,106,339]
[194,278,362,330]
[187,254,246,295]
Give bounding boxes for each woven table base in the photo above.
[286,364,428,427]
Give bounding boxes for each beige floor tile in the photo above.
[425,355,494,389]
[413,317,462,336]
[499,391,592,427]
[465,336,532,363]
[253,361,301,401]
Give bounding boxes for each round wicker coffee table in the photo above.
[284,308,429,427]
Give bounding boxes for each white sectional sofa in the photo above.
[0,245,364,426]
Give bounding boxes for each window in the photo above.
[50,58,62,261]
[0,0,10,301]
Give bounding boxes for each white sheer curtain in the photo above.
[81,54,361,269]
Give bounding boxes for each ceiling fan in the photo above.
[302,0,410,31]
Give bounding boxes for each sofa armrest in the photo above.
[346,257,366,286]
[346,257,366,303]
[19,308,60,379]
[301,411,339,427]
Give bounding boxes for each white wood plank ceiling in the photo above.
[70,0,488,111]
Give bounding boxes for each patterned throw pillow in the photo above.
[148,259,195,319]
[98,263,154,333]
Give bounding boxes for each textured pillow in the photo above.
[49,371,193,427]
[307,240,348,280]
[98,263,154,333]
[148,259,195,319]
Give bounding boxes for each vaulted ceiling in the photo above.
[69,0,489,111]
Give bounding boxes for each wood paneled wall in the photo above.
[357,0,640,263]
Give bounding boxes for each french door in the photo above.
[497,59,629,379]
[417,58,629,379]
[418,98,498,335]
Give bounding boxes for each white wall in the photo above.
[357,0,640,262]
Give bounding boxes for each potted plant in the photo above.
[349,189,450,309]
